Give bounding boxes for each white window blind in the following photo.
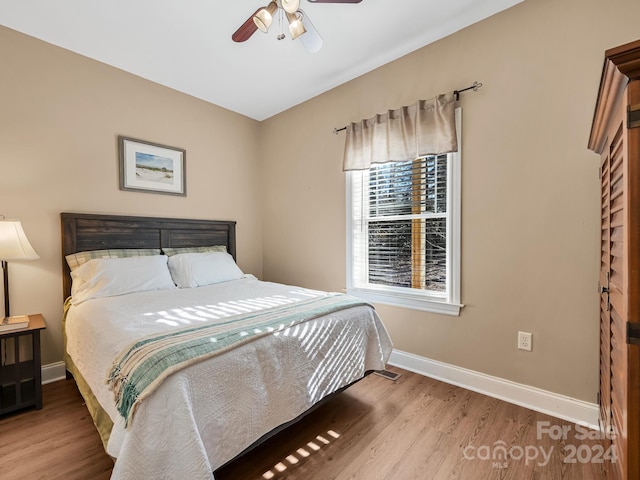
[347,109,462,315]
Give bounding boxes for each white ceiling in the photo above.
[0,0,523,121]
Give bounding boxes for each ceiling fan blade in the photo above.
[298,10,323,53]
[307,0,363,3]
[232,8,261,42]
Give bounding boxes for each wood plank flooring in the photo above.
[0,367,614,480]
[0,375,113,480]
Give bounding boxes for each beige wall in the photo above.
[260,0,640,402]
[3,0,639,403]
[0,27,263,365]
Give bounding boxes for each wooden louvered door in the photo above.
[624,77,640,480]
[590,39,640,480]
[598,103,631,480]
[598,116,614,457]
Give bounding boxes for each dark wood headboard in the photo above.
[60,213,237,300]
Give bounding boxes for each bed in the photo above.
[60,212,393,480]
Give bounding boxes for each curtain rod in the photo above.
[332,81,483,134]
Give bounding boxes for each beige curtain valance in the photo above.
[342,92,458,171]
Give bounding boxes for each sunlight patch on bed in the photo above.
[143,291,327,328]
[290,289,325,298]
[306,323,364,402]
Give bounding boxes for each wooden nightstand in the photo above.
[0,314,46,415]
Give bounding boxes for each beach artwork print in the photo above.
[135,152,174,185]
[119,136,186,196]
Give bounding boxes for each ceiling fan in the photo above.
[232,0,363,53]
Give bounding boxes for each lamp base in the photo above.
[2,260,9,318]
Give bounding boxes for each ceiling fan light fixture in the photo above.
[281,0,300,14]
[286,11,306,39]
[253,1,278,33]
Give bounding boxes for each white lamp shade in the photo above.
[0,220,39,261]
[286,12,306,39]
[253,1,278,33]
[281,0,300,14]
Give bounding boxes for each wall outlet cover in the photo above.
[518,331,532,351]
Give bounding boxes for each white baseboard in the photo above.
[42,361,67,385]
[388,349,599,429]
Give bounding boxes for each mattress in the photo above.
[65,275,393,479]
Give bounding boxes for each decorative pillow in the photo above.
[168,252,244,288]
[162,245,227,256]
[70,255,176,304]
[66,248,161,271]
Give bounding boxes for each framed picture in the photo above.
[118,136,186,196]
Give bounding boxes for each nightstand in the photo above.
[0,314,46,415]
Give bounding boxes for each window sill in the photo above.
[347,288,463,316]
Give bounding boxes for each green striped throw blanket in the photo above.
[107,293,369,426]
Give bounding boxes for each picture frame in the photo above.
[118,136,186,196]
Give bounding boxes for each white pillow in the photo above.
[168,252,244,288]
[71,255,176,304]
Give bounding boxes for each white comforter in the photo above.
[65,276,393,480]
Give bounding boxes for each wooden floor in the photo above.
[0,367,614,480]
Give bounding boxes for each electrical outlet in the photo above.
[518,331,532,351]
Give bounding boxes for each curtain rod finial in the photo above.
[453,81,483,102]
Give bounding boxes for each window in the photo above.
[346,109,461,315]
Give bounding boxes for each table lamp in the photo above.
[0,217,39,318]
